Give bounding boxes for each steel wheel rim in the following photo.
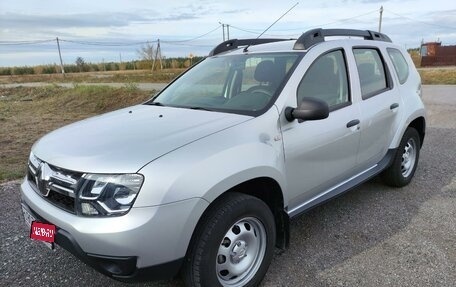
[401,138,417,177]
[216,217,267,287]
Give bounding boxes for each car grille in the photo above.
[28,159,83,214]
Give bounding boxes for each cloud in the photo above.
[341,0,391,3]
[360,0,389,3]
[0,12,147,29]
[425,9,456,27]
[1,0,455,66]
[0,10,209,31]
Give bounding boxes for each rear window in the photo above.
[353,48,389,99]
[387,48,409,84]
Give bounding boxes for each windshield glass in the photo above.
[149,53,301,115]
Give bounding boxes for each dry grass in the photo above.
[418,68,456,85]
[2,65,456,86]
[0,85,154,182]
[0,68,186,84]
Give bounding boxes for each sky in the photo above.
[1,0,456,67]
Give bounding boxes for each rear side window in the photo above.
[297,49,350,110]
[353,48,388,99]
[387,48,409,84]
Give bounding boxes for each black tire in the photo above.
[382,127,421,187]
[183,192,276,287]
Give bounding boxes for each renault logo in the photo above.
[37,162,52,197]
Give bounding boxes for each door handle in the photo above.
[346,119,360,128]
[390,103,399,110]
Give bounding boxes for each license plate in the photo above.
[22,205,55,250]
[22,205,35,227]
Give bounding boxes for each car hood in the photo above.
[33,105,251,173]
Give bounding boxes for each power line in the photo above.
[229,25,264,35]
[230,9,379,37]
[229,25,297,38]
[384,9,456,30]
[309,9,379,29]
[0,25,222,47]
[165,25,222,43]
[160,41,214,48]
[0,39,55,45]
[59,39,153,46]
[4,9,454,49]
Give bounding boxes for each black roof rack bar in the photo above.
[209,38,289,56]
[293,28,392,50]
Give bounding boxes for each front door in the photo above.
[281,49,361,211]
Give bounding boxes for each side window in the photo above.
[387,48,409,84]
[353,48,388,99]
[297,50,350,110]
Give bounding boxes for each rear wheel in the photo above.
[183,192,276,287]
[382,127,421,187]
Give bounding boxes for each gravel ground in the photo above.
[1,85,455,286]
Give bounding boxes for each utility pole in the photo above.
[227,24,230,40]
[56,37,65,75]
[378,6,384,33]
[219,22,226,41]
[152,39,163,71]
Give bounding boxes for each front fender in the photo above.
[174,142,287,204]
[135,108,285,207]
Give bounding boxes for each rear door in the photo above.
[352,47,402,169]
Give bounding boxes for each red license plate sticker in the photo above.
[30,221,56,243]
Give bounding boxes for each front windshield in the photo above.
[149,53,300,115]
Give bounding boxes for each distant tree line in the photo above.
[0,56,204,76]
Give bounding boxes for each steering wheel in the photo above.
[245,86,274,97]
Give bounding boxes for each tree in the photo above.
[137,42,155,61]
[75,57,86,72]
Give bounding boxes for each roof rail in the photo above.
[209,38,289,56]
[293,28,392,50]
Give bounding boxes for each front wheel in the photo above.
[183,192,276,287]
[382,127,421,187]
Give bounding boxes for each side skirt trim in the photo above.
[287,148,396,218]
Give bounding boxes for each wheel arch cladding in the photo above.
[189,177,289,254]
[409,116,425,147]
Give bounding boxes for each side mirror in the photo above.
[285,97,329,123]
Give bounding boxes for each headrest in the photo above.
[254,60,275,82]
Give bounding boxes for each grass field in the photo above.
[418,68,456,85]
[1,66,455,85]
[0,85,154,182]
[0,68,186,84]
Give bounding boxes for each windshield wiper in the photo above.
[147,101,165,106]
[147,103,213,111]
[188,106,213,111]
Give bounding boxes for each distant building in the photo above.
[420,42,456,67]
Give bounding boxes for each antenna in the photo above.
[244,2,299,52]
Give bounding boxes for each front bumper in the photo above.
[20,180,208,281]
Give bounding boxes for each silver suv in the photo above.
[21,29,426,286]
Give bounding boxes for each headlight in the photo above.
[77,173,144,216]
